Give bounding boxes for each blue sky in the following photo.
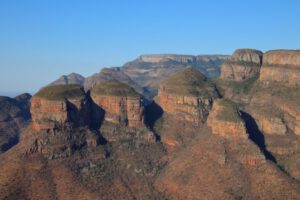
[0,0,299,96]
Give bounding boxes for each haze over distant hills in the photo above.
[49,54,228,99]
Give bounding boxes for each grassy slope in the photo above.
[161,67,216,98]
[216,99,243,123]
[35,84,85,100]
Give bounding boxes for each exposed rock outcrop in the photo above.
[31,84,90,132]
[260,50,300,85]
[220,49,263,81]
[91,80,144,128]
[207,99,248,139]
[156,67,219,126]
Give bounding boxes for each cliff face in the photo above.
[156,68,218,126]
[260,50,300,85]
[31,85,90,132]
[91,80,144,128]
[207,99,248,139]
[220,49,263,81]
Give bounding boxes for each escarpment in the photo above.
[207,99,248,139]
[259,50,300,85]
[156,67,219,126]
[220,49,263,81]
[91,80,144,128]
[31,84,90,132]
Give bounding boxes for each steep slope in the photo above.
[155,98,300,200]
[0,93,31,153]
[220,49,263,81]
[215,49,263,103]
[91,80,144,129]
[31,84,90,132]
[260,50,300,85]
[216,49,300,182]
[157,67,219,125]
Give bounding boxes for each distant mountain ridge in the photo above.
[50,73,85,86]
[49,54,229,99]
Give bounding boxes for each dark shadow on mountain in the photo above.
[0,135,19,152]
[144,101,163,141]
[86,91,105,130]
[240,111,277,163]
[66,101,80,126]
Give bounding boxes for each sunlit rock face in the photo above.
[220,49,263,81]
[207,99,248,140]
[156,67,219,126]
[260,50,300,85]
[30,84,90,132]
[91,80,144,128]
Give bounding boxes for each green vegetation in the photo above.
[92,80,139,97]
[216,99,242,123]
[35,84,85,100]
[216,73,259,96]
[162,67,217,98]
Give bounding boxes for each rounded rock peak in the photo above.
[34,84,85,101]
[160,67,217,98]
[91,80,139,97]
[232,48,263,64]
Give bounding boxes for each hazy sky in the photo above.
[0,0,299,96]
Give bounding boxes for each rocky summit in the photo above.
[30,84,90,132]
[91,80,144,128]
[157,67,219,126]
[1,48,300,200]
[220,48,263,81]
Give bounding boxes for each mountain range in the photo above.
[0,49,300,200]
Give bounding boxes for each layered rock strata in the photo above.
[31,84,90,132]
[207,99,248,140]
[156,67,219,126]
[220,49,263,81]
[91,80,144,128]
[260,50,300,85]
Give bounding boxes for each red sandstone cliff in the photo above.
[30,84,90,132]
[220,49,263,81]
[259,50,300,85]
[156,67,219,126]
[91,80,144,128]
[207,99,248,140]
